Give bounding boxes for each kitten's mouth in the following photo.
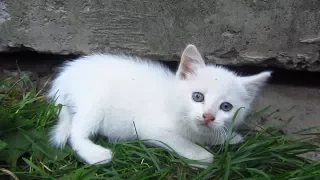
[195,122,217,135]
[195,118,213,128]
[198,121,211,127]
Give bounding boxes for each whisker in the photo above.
[217,128,225,153]
[213,129,219,147]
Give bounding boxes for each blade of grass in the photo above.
[22,157,52,179]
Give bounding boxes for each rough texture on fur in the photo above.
[48,44,271,166]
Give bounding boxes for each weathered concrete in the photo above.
[252,84,320,160]
[0,0,320,71]
[253,84,320,135]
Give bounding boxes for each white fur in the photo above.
[48,44,271,166]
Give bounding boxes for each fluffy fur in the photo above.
[48,44,271,166]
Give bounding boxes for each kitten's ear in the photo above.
[239,71,272,95]
[176,44,205,80]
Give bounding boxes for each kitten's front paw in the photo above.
[80,146,113,165]
[187,149,214,169]
[197,151,214,163]
[229,133,243,144]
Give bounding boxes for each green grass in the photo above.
[0,73,320,180]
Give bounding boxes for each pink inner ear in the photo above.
[180,56,195,80]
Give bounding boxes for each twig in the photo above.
[0,168,20,180]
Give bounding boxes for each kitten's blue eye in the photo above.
[220,102,233,112]
[192,92,204,102]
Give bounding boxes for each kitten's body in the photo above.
[48,45,271,166]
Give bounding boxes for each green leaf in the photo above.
[22,157,52,178]
[0,140,8,151]
[247,168,271,179]
[0,130,32,167]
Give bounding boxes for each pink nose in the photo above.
[203,112,215,122]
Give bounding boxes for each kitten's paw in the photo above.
[81,146,113,165]
[187,149,214,169]
[229,133,243,144]
[189,163,211,169]
[197,151,214,163]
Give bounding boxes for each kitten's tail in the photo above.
[48,88,72,149]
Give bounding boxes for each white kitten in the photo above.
[48,44,271,167]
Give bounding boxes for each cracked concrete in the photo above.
[0,0,10,24]
[0,0,319,71]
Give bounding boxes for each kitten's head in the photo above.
[177,44,271,134]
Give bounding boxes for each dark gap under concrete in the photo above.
[0,49,319,88]
[0,48,80,76]
[162,61,320,88]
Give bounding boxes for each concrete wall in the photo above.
[0,0,320,71]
